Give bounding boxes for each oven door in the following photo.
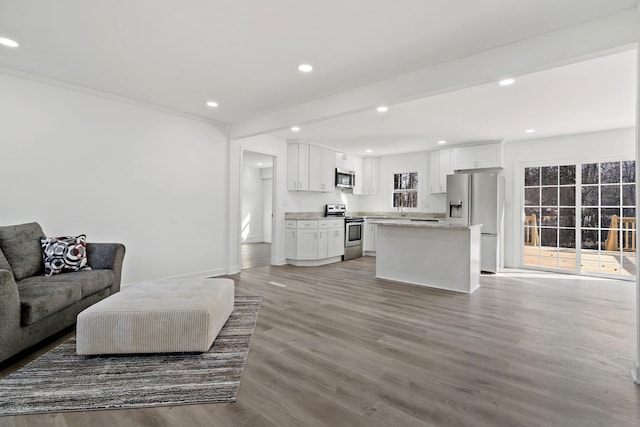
[345,221,363,247]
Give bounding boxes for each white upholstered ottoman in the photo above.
[76,278,234,355]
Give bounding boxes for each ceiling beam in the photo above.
[230,8,639,140]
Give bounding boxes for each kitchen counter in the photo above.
[375,222,481,294]
[285,212,331,220]
[355,211,445,220]
[369,219,470,228]
[285,212,447,220]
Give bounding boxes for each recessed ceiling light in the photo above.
[206,101,219,108]
[257,162,262,166]
[438,140,447,145]
[298,64,313,73]
[376,106,389,113]
[291,126,300,132]
[499,78,515,86]
[0,37,19,48]
[366,149,373,153]
[525,129,536,133]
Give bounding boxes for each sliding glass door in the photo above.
[523,160,636,279]
[524,165,577,271]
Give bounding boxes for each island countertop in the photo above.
[369,219,478,229]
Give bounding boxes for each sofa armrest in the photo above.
[86,243,126,294]
[0,269,22,362]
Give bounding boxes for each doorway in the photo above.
[241,150,275,269]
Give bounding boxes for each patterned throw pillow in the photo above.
[40,235,91,276]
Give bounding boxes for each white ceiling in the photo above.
[243,151,274,169]
[0,0,637,155]
[272,50,637,156]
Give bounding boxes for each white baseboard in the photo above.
[285,257,342,267]
[226,265,241,275]
[242,236,263,244]
[121,268,229,289]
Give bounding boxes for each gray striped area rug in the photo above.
[0,296,261,416]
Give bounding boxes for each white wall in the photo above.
[0,72,229,284]
[262,168,273,243]
[241,166,264,243]
[358,151,446,213]
[502,127,635,268]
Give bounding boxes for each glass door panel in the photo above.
[523,165,576,272]
[577,161,636,278]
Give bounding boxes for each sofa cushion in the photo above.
[19,269,114,298]
[0,222,45,281]
[17,280,83,325]
[41,235,90,276]
[0,248,13,275]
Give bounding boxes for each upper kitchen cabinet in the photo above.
[428,149,452,194]
[361,157,379,195]
[352,156,364,194]
[309,145,335,192]
[335,152,355,171]
[451,142,503,170]
[288,143,309,191]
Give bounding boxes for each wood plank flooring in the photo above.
[241,242,271,270]
[1,257,639,426]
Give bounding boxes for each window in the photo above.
[393,172,418,208]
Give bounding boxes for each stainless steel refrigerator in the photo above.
[446,173,505,273]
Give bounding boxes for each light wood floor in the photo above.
[1,257,639,426]
[241,242,271,270]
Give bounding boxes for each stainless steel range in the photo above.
[325,204,364,260]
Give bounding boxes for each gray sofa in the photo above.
[0,222,125,364]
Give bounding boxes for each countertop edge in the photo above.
[370,220,482,229]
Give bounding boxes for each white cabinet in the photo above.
[475,144,502,168]
[451,142,503,170]
[286,219,344,265]
[429,149,452,194]
[285,228,296,259]
[287,143,309,191]
[327,221,345,258]
[317,229,328,259]
[361,158,379,195]
[352,156,363,195]
[363,220,377,253]
[309,145,335,192]
[296,229,318,260]
[335,152,354,170]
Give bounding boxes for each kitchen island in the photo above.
[371,220,481,293]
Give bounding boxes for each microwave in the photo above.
[335,168,355,189]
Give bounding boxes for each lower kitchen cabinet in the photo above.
[327,226,345,258]
[286,219,344,266]
[363,220,377,255]
[296,228,319,260]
